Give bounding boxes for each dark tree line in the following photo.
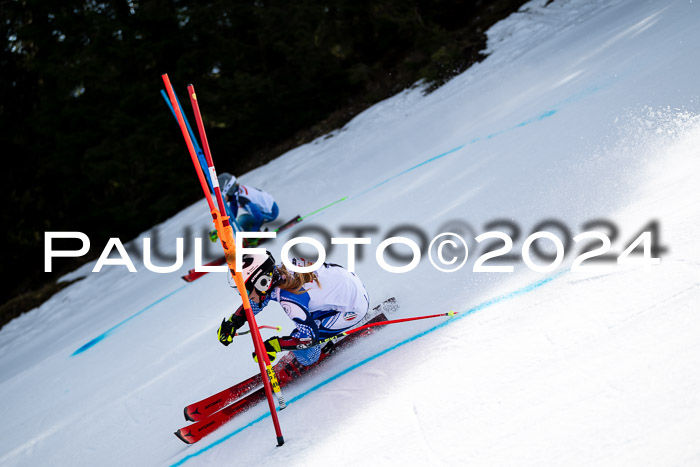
[0,0,527,321]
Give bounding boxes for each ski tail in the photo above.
[181,257,227,283]
[274,215,303,234]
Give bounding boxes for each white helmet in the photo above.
[221,173,238,198]
[217,171,232,188]
[238,251,276,296]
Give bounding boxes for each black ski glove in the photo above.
[217,307,247,346]
[217,318,236,346]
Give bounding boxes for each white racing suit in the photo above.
[268,263,369,365]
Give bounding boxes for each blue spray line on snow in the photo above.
[312,107,561,211]
[303,79,615,219]
[71,82,607,357]
[306,106,560,213]
[71,285,187,356]
[351,144,466,199]
[170,271,565,467]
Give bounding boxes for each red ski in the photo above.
[174,321,383,444]
[181,256,227,282]
[176,386,268,444]
[184,372,263,422]
[175,299,398,444]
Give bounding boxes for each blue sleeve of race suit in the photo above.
[249,294,271,315]
[276,289,321,339]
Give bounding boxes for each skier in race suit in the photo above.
[217,252,370,366]
[218,172,279,233]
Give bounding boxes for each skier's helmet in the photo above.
[220,173,238,197]
[238,251,276,296]
[218,172,232,190]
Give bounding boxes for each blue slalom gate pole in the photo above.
[161,89,242,233]
[161,89,213,192]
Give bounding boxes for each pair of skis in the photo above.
[175,298,399,444]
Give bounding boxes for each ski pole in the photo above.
[282,311,458,350]
[236,325,282,336]
[347,311,457,335]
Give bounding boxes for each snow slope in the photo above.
[2,0,700,465]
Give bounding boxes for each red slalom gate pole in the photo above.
[187,82,287,415]
[186,84,228,221]
[161,74,215,212]
[161,73,285,446]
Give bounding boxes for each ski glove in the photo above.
[252,337,282,363]
[217,318,236,346]
[217,310,247,346]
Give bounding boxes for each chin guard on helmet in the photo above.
[237,250,277,298]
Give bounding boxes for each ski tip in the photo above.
[184,406,194,422]
[175,430,194,445]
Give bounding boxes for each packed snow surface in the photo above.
[1,0,699,465]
